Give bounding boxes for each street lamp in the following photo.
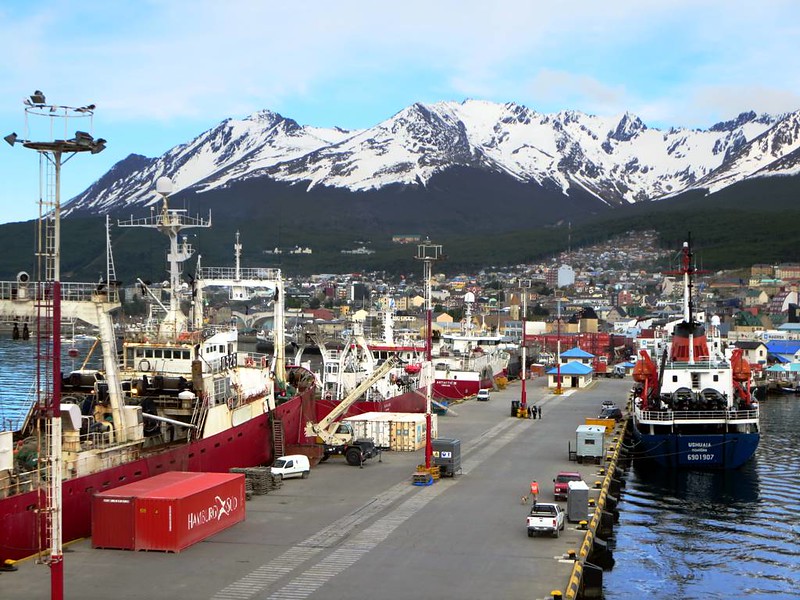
[5,92,105,600]
[519,279,531,412]
[415,239,443,470]
[555,296,563,395]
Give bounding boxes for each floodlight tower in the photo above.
[555,296,564,395]
[5,91,106,600]
[519,279,531,410]
[415,238,443,469]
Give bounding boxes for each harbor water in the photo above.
[605,394,799,599]
[0,336,102,431]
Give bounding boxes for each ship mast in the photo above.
[118,177,211,342]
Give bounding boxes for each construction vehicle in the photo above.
[305,355,402,466]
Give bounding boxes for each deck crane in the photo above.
[305,354,402,466]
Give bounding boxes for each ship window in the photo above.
[713,375,719,382]
[145,349,154,358]
[672,375,678,382]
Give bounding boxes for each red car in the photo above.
[553,471,583,500]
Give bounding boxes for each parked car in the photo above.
[477,389,490,401]
[271,454,311,480]
[598,406,623,421]
[601,400,616,409]
[526,502,566,538]
[553,471,583,500]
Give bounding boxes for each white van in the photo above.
[271,454,311,480]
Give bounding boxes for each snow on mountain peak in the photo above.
[63,100,798,216]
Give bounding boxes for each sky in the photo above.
[1,0,799,224]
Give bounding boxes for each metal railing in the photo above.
[637,408,759,423]
[198,266,281,282]
[0,280,119,303]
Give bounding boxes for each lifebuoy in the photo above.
[245,357,255,367]
[260,356,268,369]
[138,359,151,372]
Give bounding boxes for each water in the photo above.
[605,395,800,599]
[0,336,101,431]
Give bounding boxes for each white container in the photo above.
[344,412,437,451]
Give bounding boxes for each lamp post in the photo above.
[555,296,563,395]
[5,92,105,600]
[415,239,443,470]
[519,279,531,410]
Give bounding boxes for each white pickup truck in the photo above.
[526,502,566,538]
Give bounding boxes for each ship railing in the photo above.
[75,418,145,450]
[198,266,281,282]
[0,280,119,303]
[662,358,730,369]
[637,408,759,423]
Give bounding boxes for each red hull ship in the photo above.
[0,187,321,564]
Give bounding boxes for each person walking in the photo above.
[538,405,542,419]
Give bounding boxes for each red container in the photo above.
[92,471,245,552]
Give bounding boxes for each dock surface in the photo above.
[0,377,630,600]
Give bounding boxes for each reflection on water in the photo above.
[605,396,799,600]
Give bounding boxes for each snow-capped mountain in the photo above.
[64,100,800,217]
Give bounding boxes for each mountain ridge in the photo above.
[61,99,797,219]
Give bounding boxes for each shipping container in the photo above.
[344,412,438,451]
[92,471,245,552]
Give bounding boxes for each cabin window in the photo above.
[145,349,154,358]
[672,375,678,382]
[182,350,190,359]
[713,375,719,382]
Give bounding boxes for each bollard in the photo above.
[567,549,577,560]
[551,591,563,600]
[1,559,18,572]
[578,520,588,530]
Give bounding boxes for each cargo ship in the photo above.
[0,184,316,562]
[630,237,760,468]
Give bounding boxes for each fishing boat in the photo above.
[431,293,512,401]
[0,181,316,562]
[316,303,432,414]
[630,237,760,468]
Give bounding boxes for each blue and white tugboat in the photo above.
[631,237,760,468]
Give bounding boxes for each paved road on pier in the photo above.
[0,377,632,600]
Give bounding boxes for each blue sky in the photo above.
[1,0,799,224]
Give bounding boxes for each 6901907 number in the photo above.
[687,453,714,461]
